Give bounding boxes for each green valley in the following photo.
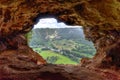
[28,28,96,64]
[39,50,77,64]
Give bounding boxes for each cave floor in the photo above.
[0,51,120,80]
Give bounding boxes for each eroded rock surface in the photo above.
[0,62,107,80]
[0,0,120,80]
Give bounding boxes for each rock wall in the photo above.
[0,0,120,79]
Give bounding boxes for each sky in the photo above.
[34,18,82,29]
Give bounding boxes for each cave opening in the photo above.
[27,18,96,65]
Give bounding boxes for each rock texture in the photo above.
[0,60,106,80]
[0,0,120,80]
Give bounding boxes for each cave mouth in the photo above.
[27,18,96,65]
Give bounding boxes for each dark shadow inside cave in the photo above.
[27,18,96,65]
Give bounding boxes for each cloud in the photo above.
[34,18,82,28]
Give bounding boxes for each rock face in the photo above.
[0,0,120,80]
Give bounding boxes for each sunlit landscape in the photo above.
[28,18,96,64]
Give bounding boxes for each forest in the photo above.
[28,28,96,64]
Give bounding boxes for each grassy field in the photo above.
[39,50,77,64]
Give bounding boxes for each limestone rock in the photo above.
[0,0,120,80]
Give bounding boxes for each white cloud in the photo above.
[34,18,82,29]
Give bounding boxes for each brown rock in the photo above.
[0,0,120,80]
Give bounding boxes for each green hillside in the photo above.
[28,28,96,64]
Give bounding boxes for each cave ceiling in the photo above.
[0,0,120,38]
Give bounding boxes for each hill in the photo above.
[28,28,96,64]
